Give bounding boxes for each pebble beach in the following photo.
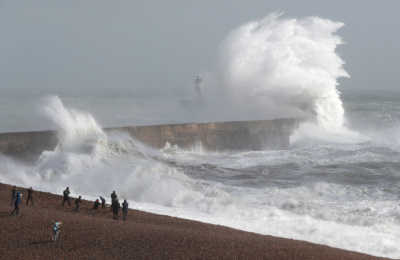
[0,183,388,259]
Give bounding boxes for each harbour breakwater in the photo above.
[0,118,300,160]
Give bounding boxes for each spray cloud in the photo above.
[218,12,349,131]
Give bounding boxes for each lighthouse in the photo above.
[194,72,203,102]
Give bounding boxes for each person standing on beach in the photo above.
[62,187,71,206]
[52,222,62,241]
[11,185,17,206]
[73,196,82,212]
[11,191,21,216]
[122,199,129,221]
[100,196,106,209]
[112,199,120,220]
[110,191,117,211]
[26,187,34,205]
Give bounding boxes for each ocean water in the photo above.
[1,13,400,258]
[1,92,400,258]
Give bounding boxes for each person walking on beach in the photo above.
[62,187,71,206]
[11,191,21,216]
[11,185,17,206]
[52,222,62,241]
[111,191,117,211]
[73,196,82,212]
[26,187,34,205]
[100,196,106,209]
[112,199,120,220]
[122,199,129,221]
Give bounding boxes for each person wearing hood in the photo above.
[93,199,99,210]
[11,191,21,216]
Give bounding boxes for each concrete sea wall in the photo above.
[0,119,300,160]
[0,130,57,161]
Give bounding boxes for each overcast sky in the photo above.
[1,0,399,96]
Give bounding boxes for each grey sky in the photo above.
[1,0,399,96]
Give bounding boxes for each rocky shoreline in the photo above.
[0,183,387,259]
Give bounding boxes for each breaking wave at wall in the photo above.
[218,13,351,139]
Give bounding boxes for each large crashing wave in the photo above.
[34,95,108,181]
[40,95,106,149]
[22,96,198,208]
[218,13,349,132]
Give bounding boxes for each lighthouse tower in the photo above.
[194,72,203,102]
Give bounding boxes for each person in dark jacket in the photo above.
[26,187,34,205]
[93,199,99,209]
[110,191,117,211]
[100,196,106,209]
[122,199,129,221]
[73,196,82,212]
[11,191,21,216]
[11,185,17,206]
[112,199,120,220]
[62,187,71,206]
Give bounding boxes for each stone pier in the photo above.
[0,118,300,160]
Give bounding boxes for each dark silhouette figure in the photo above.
[11,191,21,216]
[112,199,120,220]
[27,187,34,205]
[110,191,117,211]
[62,187,71,206]
[11,185,17,206]
[93,199,99,209]
[122,199,129,221]
[73,196,82,212]
[100,196,106,209]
